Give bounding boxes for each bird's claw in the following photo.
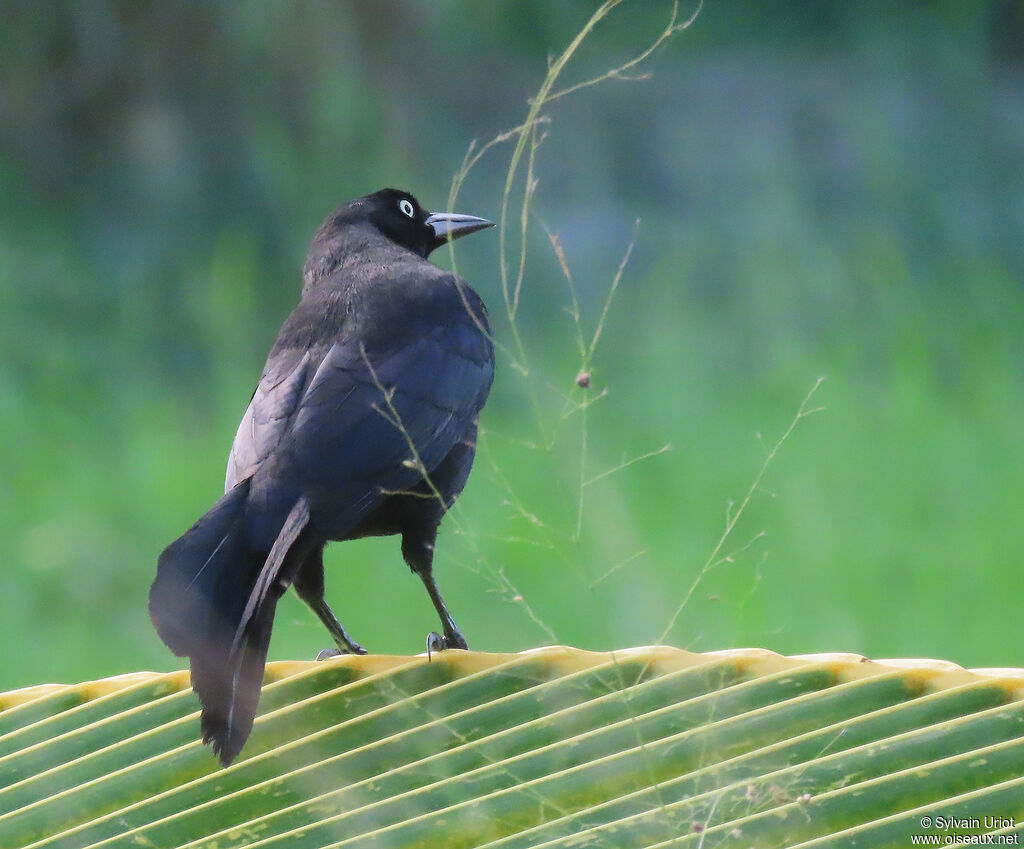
[339,636,367,655]
[425,630,469,661]
[316,639,368,662]
[316,648,343,661]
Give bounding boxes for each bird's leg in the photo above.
[419,569,468,652]
[402,529,468,653]
[294,547,367,656]
[308,597,366,655]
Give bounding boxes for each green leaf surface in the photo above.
[0,648,1021,848]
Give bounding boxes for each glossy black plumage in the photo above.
[150,189,494,765]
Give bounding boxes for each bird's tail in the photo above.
[149,480,310,766]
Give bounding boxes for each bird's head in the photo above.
[369,188,494,258]
[314,188,493,257]
[303,189,493,290]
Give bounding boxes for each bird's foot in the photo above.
[425,629,469,661]
[336,634,367,655]
[315,638,368,662]
[316,648,343,661]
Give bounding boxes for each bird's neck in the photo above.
[301,231,417,296]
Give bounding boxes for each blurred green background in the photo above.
[2,1,1023,692]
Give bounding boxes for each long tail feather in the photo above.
[150,483,311,766]
[194,593,279,766]
[150,480,256,658]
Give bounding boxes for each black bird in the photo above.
[150,189,494,765]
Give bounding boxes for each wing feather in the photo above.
[229,268,494,541]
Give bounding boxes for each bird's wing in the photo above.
[283,317,493,532]
[225,346,322,491]
[227,262,493,537]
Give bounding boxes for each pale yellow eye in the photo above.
[399,199,415,218]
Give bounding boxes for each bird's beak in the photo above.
[426,212,495,251]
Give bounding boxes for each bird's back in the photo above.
[228,249,493,547]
